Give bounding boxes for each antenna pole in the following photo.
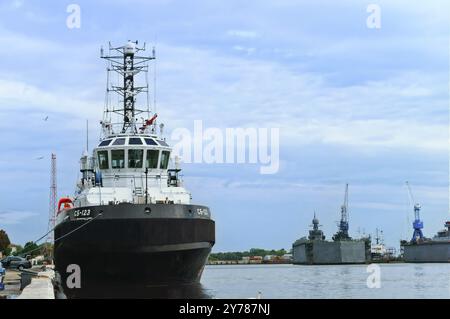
[47,154,57,245]
[86,119,89,152]
[153,46,157,116]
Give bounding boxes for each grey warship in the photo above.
[292,184,371,265]
[401,221,450,263]
[53,41,215,298]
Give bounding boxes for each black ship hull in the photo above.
[54,203,215,298]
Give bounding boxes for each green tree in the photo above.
[276,249,287,256]
[0,229,11,253]
[21,241,40,258]
[209,248,290,262]
[3,246,12,256]
[40,242,54,259]
[249,248,266,256]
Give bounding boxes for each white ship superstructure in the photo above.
[73,41,191,208]
[76,135,190,207]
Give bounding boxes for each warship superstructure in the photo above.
[53,41,215,297]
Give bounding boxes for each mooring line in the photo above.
[17,212,103,257]
[53,212,103,243]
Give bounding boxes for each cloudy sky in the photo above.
[0,0,448,252]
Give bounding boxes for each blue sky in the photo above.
[0,0,448,252]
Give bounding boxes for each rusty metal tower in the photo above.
[47,153,57,243]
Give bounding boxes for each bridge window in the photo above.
[129,138,143,145]
[157,140,169,147]
[146,150,159,169]
[128,149,143,168]
[99,139,112,147]
[97,151,109,169]
[113,138,126,145]
[111,150,125,169]
[144,138,157,146]
[160,151,170,169]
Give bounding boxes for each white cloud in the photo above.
[0,27,60,53]
[150,43,447,153]
[0,78,101,119]
[285,118,448,152]
[0,210,37,225]
[227,29,259,39]
[232,45,256,55]
[11,0,23,9]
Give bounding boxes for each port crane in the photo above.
[405,181,424,243]
[332,183,351,241]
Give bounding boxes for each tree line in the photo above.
[209,248,290,261]
[0,229,52,258]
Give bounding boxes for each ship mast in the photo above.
[101,41,156,136]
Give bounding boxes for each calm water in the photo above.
[200,263,450,299]
[60,263,449,298]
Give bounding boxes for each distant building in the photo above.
[249,256,262,264]
[31,255,45,266]
[9,244,20,255]
[282,254,293,261]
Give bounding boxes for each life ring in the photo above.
[57,197,73,213]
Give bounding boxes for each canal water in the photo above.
[200,263,450,299]
[61,263,449,298]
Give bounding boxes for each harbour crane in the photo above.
[405,181,424,243]
[340,183,349,236]
[332,183,351,241]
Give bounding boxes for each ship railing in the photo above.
[102,121,156,137]
[102,173,166,189]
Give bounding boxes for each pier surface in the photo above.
[17,277,54,299]
[17,269,55,299]
[0,270,21,299]
[0,267,56,299]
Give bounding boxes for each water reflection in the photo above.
[61,282,212,299]
[338,266,351,291]
[339,266,350,276]
[413,265,426,291]
[414,265,424,276]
